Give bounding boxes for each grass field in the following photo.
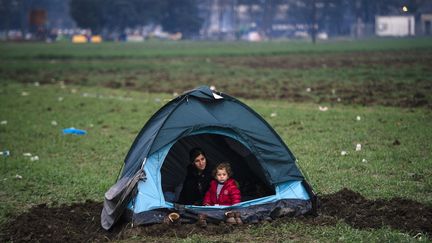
[1,38,432,242]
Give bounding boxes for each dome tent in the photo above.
[101,86,317,230]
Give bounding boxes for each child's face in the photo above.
[216,168,228,183]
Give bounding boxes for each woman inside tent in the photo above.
[177,148,214,205]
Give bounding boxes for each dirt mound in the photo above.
[318,188,432,235]
[1,189,431,242]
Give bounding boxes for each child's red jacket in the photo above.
[203,178,241,206]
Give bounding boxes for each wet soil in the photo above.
[4,50,431,109]
[1,188,431,242]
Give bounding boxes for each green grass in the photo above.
[1,38,431,106]
[1,37,432,59]
[1,38,431,241]
[1,82,431,241]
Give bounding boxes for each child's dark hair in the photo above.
[189,147,206,163]
[213,162,233,178]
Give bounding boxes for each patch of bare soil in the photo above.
[1,189,431,242]
[214,50,432,70]
[302,188,432,235]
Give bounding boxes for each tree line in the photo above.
[0,0,429,39]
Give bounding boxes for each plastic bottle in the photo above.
[1,150,10,157]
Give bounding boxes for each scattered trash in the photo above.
[58,97,64,102]
[331,89,336,95]
[23,153,32,157]
[71,88,77,94]
[0,120,7,125]
[1,150,10,157]
[356,116,361,121]
[319,106,328,111]
[21,91,29,96]
[355,144,362,151]
[341,150,348,156]
[393,139,401,146]
[362,158,368,163]
[81,92,132,101]
[30,156,39,161]
[51,120,58,126]
[270,112,277,117]
[34,82,40,87]
[306,87,311,92]
[337,97,341,102]
[15,174,22,179]
[89,124,94,128]
[210,85,216,91]
[62,127,87,135]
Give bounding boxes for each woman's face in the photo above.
[193,154,207,171]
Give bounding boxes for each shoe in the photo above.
[234,212,243,225]
[197,213,207,228]
[164,212,180,225]
[225,211,236,224]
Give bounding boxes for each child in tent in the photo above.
[200,162,242,226]
[203,162,241,206]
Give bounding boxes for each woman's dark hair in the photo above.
[189,147,206,163]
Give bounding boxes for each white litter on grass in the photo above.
[23,153,32,157]
[319,106,328,111]
[59,81,66,89]
[356,116,361,121]
[51,120,58,126]
[356,143,362,151]
[71,88,77,94]
[89,124,94,128]
[15,174,22,179]
[58,97,64,102]
[21,91,29,96]
[81,92,133,101]
[306,87,311,92]
[30,156,39,161]
[341,150,348,156]
[270,112,277,117]
[337,97,341,102]
[362,159,368,163]
[331,89,336,95]
[34,82,40,87]
[1,150,10,157]
[172,92,178,97]
[0,120,7,125]
[210,85,216,91]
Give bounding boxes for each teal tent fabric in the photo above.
[101,86,315,230]
[121,86,302,185]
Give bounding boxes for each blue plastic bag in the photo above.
[62,127,87,135]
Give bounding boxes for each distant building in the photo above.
[420,14,432,35]
[375,16,415,37]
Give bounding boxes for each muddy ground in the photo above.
[3,50,431,109]
[1,188,431,242]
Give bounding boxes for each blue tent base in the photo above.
[128,199,313,226]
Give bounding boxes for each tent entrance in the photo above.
[161,133,275,204]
